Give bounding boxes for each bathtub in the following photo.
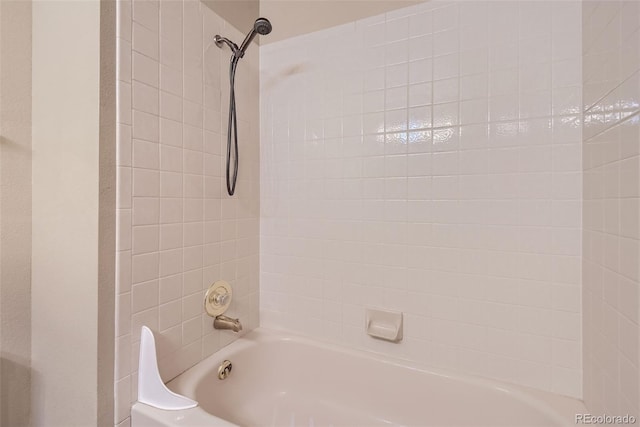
[131,328,586,427]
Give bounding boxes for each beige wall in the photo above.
[0,1,32,425]
[201,0,424,44]
[31,1,115,425]
[203,0,259,35]
[99,2,117,425]
[260,0,425,43]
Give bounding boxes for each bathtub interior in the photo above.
[159,330,584,427]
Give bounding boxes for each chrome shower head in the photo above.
[254,18,272,36]
[238,17,272,57]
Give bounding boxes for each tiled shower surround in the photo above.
[115,0,259,425]
[260,1,584,397]
[114,0,640,424]
[582,1,640,417]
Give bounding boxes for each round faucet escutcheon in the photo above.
[205,280,233,317]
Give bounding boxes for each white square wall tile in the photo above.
[117,0,261,420]
[258,0,587,400]
[133,22,159,60]
[132,0,159,33]
[133,81,159,115]
[133,110,159,142]
[133,51,159,88]
[115,376,131,423]
[133,168,159,197]
[132,139,159,169]
[132,280,159,313]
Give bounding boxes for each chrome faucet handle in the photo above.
[205,281,233,317]
[214,292,229,307]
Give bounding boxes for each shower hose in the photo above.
[225,55,240,196]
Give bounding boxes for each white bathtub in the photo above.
[132,328,586,427]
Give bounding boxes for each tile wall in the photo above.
[582,0,640,417]
[260,0,583,397]
[115,0,260,425]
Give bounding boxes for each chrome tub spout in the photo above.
[213,315,243,332]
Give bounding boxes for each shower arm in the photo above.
[214,35,240,57]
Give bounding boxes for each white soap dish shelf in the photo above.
[366,308,403,342]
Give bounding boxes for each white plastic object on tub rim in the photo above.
[138,326,198,410]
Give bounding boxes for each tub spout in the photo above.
[214,315,243,332]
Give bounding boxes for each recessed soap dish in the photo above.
[366,308,403,342]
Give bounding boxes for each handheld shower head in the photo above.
[238,17,272,56]
[214,17,272,196]
[254,18,272,35]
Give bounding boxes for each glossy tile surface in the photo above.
[260,0,583,398]
[115,0,260,424]
[582,0,640,418]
